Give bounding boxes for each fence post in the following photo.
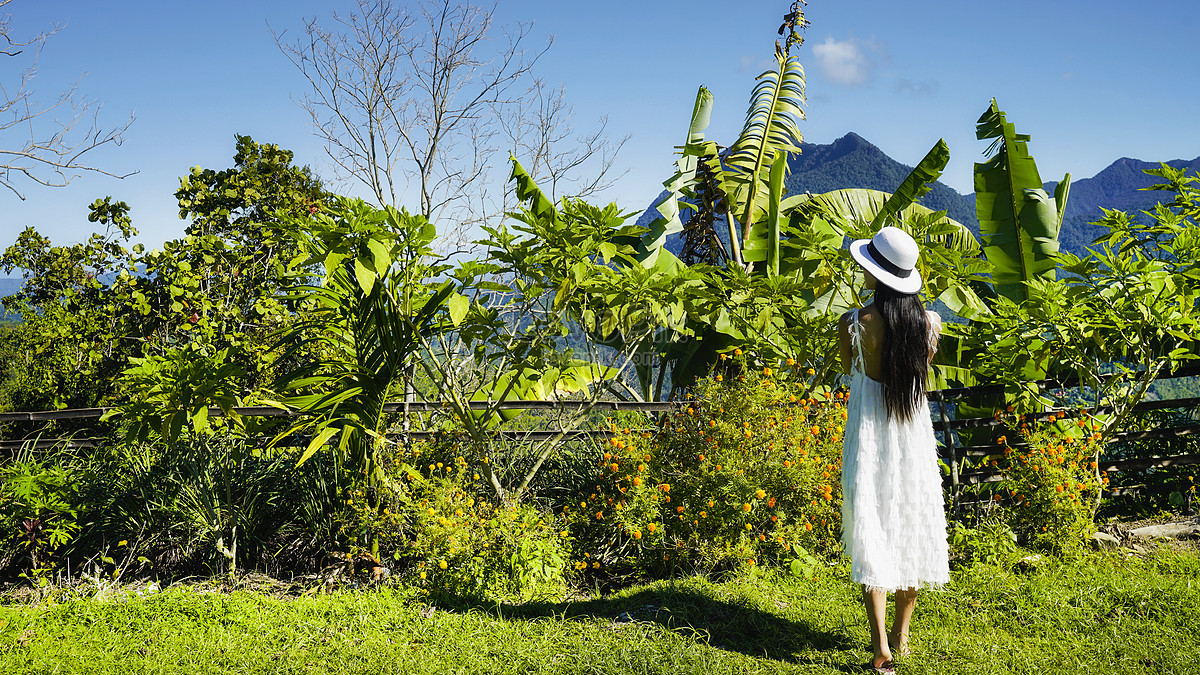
[934,391,961,518]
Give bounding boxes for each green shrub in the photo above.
[565,354,846,578]
[0,453,81,577]
[337,438,570,600]
[993,410,1103,554]
[948,520,1022,569]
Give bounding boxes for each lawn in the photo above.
[1,547,1198,674]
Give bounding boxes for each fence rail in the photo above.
[5,368,1200,506]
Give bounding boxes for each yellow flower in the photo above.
[438,560,448,570]
[647,523,657,533]
[118,540,128,547]
[755,489,766,499]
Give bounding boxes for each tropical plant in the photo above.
[265,198,456,486]
[974,99,1071,305]
[0,452,80,574]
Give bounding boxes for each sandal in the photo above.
[867,659,896,674]
[888,642,912,658]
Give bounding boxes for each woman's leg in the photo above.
[861,586,892,667]
[888,587,918,654]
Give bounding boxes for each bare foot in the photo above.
[887,632,911,657]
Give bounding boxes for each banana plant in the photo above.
[975,98,1071,304]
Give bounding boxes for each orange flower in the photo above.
[632,530,642,539]
[742,503,752,512]
[647,523,657,533]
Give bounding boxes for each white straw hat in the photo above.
[848,226,922,295]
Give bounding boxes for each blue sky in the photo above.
[2,0,1198,260]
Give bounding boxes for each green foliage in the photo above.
[992,411,1105,554]
[0,136,332,413]
[565,355,845,577]
[266,198,456,483]
[974,99,1071,304]
[947,520,1021,569]
[336,439,569,601]
[970,165,1200,433]
[0,454,81,574]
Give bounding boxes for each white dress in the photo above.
[840,308,950,592]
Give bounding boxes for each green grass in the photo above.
[2,548,1199,674]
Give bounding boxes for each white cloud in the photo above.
[812,35,886,87]
[813,36,868,86]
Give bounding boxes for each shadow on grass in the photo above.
[433,583,857,666]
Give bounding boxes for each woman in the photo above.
[837,227,950,674]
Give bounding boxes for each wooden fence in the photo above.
[4,368,1200,509]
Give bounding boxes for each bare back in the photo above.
[839,305,941,381]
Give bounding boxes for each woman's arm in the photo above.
[838,311,853,375]
[926,310,942,363]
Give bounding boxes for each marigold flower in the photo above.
[647,523,657,533]
[632,530,642,539]
[742,503,752,512]
[438,560,448,570]
[756,489,766,499]
[734,349,742,356]
[700,511,707,518]
[745,523,753,530]
[787,358,795,366]
[805,522,813,531]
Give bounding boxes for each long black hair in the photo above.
[874,283,930,422]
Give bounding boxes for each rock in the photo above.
[1128,523,1200,540]
[1090,531,1121,550]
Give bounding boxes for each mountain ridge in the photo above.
[635,133,1200,258]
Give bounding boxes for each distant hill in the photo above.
[634,133,1200,259]
[783,132,977,232]
[1047,156,1200,255]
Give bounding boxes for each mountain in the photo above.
[634,133,1200,259]
[1047,156,1200,255]
[783,132,977,231]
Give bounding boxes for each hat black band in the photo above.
[867,241,912,278]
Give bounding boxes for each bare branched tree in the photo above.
[274,0,624,235]
[0,0,134,200]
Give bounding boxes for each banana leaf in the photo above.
[869,139,951,230]
[725,43,806,261]
[638,87,714,262]
[742,149,788,275]
[974,99,1070,303]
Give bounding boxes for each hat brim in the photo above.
[849,238,922,295]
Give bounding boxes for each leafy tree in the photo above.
[0,136,332,411]
[970,165,1200,507]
